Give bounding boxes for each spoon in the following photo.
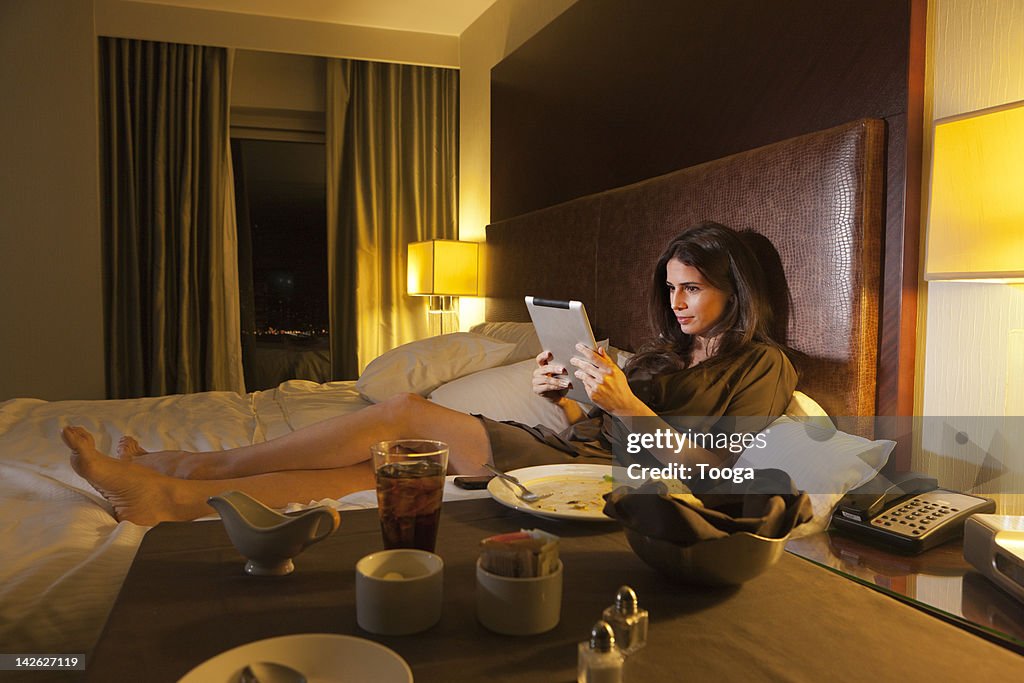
[483,464,553,503]
[238,661,307,683]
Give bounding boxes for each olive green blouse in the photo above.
[567,342,798,462]
[482,343,798,471]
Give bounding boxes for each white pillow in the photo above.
[428,359,570,432]
[469,322,542,363]
[785,391,829,417]
[356,333,515,403]
[735,415,895,536]
[783,390,835,435]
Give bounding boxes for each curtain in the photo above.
[231,139,258,390]
[326,59,460,375]
[99,38,244,398]
[325,63,358,380]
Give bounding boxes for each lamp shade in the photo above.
[407,240,479,296]
[925,100,1024,282]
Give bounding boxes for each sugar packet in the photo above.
[479,529,560,578]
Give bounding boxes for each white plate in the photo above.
[487,464,633,521]
[177,633,413,683]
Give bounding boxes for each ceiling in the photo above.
[133,0,500,36]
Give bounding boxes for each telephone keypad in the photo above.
[873,498,962,529]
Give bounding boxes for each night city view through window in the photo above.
[232,139,330,390]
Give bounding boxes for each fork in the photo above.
[483,464,553,503]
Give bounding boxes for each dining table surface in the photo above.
[86,497,1024,682]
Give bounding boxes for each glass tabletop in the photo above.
[786,530,1024,654]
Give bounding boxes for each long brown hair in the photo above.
[625,221,779,375]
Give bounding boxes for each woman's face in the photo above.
[665,258,730,339]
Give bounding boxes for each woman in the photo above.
[64,222,796,524]
[522,221,795,471]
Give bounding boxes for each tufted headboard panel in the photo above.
[485,119,885,418]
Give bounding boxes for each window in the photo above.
[232,138,329,390]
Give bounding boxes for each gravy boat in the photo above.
[208,491,340,576]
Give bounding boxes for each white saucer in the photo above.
[177,633,413,683]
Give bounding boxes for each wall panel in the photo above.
[0,0,105,401]
[920,0,1024,510]
[932,0,1024,119]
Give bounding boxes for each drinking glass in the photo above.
[371,440,449,552]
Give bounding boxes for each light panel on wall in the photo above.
[407,239,479,313]
[925,99,1024,283]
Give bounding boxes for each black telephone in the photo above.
[830,472,996,554]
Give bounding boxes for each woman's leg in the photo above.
[128,393,492,479]
[65,426,379,524]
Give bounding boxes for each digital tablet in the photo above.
[525,296,601,404]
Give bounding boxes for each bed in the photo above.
[0,119,898,658]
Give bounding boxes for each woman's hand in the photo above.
[532,350,571,403]
[570,344,652,417]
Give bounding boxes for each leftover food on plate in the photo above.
[523,474,618,514]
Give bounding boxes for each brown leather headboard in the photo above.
[485,119,885,417]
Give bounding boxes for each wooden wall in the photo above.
[490,0,926,418]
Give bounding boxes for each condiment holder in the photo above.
[476,558,563,635]
[355,549,444,635]
[602,585,648,653]
[475,529,563,635]
[578,620,625,683]
[207,491,340,576]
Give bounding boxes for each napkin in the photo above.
[602,468,813,545]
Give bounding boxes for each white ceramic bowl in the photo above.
[355,549,444,636]
[624,527,788,586]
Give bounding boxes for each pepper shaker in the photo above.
[578,620,625,683]
[601,585,648,653]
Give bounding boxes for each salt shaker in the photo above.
[601,585,648,654]
[577,620,625,683]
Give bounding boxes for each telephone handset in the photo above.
[831,472,996,554]
[835,472,939,523]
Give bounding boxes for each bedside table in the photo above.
[786,528,1024,653]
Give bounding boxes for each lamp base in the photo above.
[426,296,459,335]
[427,295,455,313]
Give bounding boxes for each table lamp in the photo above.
[925,99,1024,283]
[407,239,479,314]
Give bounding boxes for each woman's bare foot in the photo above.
[62,426,205,524]
[116,435,198,477]
[116,436,147,460]
[129,447,220,479]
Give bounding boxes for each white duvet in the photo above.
[0,380,373,654]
